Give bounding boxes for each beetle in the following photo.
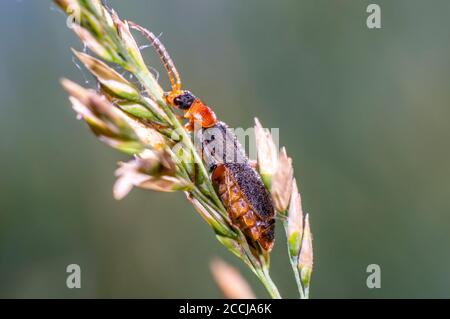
[130,22,275,251]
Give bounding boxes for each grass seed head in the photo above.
[254,118,278,189]
[287,179,303,258]
[210,258,256,299]
[114,149,192,199]
[298,214,313,291]
[271,147,294,212]
[72,50,140,101]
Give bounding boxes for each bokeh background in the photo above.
[1,0,450,298]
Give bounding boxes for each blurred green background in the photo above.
[1,0,450,298]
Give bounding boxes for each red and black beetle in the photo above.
[130,23,276,251]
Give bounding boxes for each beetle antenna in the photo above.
[128,21,182,92]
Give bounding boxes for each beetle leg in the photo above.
[259,223,275,251]
[184,120,194,132]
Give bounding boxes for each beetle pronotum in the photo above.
[130,22,275,251]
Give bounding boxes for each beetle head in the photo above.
[172,90,196,110]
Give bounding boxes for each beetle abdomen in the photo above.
[198,122,275,251]
[212,163,275,251]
